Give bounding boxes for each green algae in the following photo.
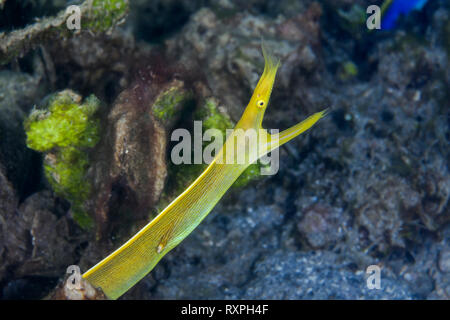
[195,98,234,133]
[24,90,101,229]
[338,61,359,81]
[82,0,129,33]
[25,93,100,151]
[153,82,192,123]
[233,163,268,188]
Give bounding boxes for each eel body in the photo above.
[83,44,327,299]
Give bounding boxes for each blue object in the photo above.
[382,0,428,30]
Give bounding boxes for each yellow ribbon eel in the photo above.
[82,44,328,300]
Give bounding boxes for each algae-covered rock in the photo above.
[194,97,233,133]
[0,0,129,65]
[152,79,192,126]
[82,0,129,33]
[24,90,101,229]
[85,71,193,240]
[25,91,100,151]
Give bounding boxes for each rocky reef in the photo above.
[0,0,449,299]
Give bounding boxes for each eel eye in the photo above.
[256,100,265,108]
